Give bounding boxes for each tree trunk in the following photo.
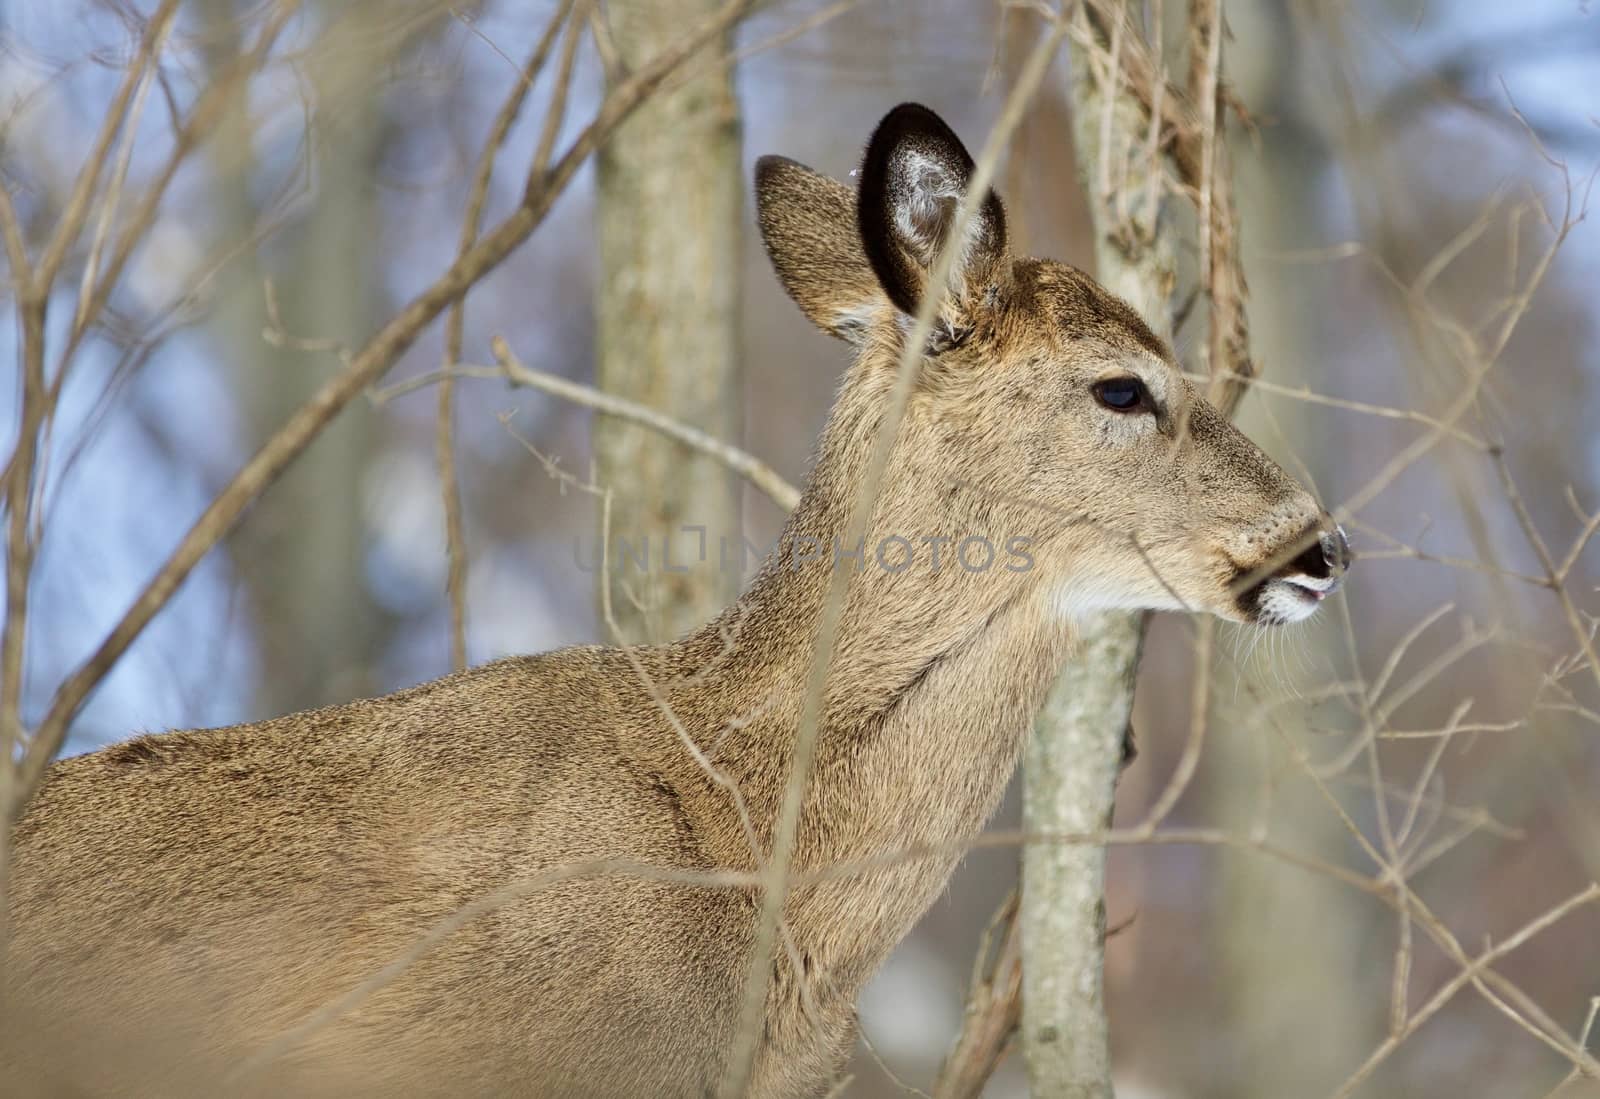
[1020,6,1180,1096]
[1023,614,1148,1098]
[594,0,743,644]
[201,0,414,719]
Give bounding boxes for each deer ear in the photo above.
[756,155,885,344]
[856,103,1009,322]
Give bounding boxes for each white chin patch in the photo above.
[1257,578,1328,625]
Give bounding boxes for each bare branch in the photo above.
[437,0,580,670]
[932,892,1023,1099]
[464,344,801,510]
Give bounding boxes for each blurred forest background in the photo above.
[3,0,1600,1096]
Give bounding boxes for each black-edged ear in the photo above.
[755,155,886,344]
[856,103,1010,322]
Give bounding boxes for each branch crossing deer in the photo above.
[3,104,1348,1097]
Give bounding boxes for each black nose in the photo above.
[1322,526,1352,573]
[1290,524,1351,580]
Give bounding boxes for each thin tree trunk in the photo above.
[594,0,742,644]
[1023,615,1149,1098]
[1020,6,1181,1096]
[202,0,415,718]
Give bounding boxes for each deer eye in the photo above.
[1092,377,1148,413]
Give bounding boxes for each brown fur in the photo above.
[2,105,1343,1097]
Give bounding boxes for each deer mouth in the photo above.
[1233,525,1351,626]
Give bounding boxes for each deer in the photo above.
[2,103,1348,1098]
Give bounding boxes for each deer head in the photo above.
[756,103,1348,629]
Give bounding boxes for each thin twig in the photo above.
[932,891,1023,1099]
[33,0,185,289]
[437,0,579,670]
[485,345,800,511]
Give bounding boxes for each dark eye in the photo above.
[1092,377,1148,413]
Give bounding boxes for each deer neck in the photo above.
[661,363,1078,869]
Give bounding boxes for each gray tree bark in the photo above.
[200,1,422,718]
[594,0,743,644]
[1020,8,1179,1097]
[1023,615,1148,1098]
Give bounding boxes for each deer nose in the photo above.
[1288,523,1351,584]
[1322,525,1352,575]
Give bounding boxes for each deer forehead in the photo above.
[980,260,1180,379]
